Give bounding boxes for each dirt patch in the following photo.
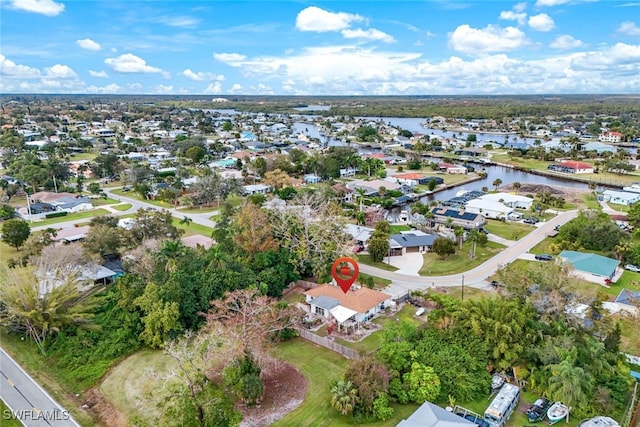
[82,387,127,427]
[502,183,588,203]
[238,360,307,427]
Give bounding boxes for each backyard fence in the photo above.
[297,329,361,359]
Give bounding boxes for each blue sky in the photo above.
[1,0,639,95]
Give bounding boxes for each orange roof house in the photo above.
[304,284,392,323]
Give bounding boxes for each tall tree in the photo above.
[232,203,278,257]
[1,218,30,250]
[330,379,358,416]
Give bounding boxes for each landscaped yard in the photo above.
[111,203,132,211]
[484,220,535,241]
[357,254,399,271]
[111,189,174,209]
[272,339,419,427]
[171,217,214,237]
[0,399,24,427]
[419,241,505,276]
[90,197,119,206]
[28,208,110,228]
[389,224,412,233]
[359,272,392,288]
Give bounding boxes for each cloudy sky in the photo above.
[1,0,639,95]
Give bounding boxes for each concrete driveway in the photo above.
[385,252,424,276]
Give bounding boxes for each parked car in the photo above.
[535,254,553,261]
[625,264,640,272]
[352,245,364,253]
[523,217,539,224]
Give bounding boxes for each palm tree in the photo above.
[546,357,593,410]
[454,226,464,249]
[512,181,521,194]
[330,379,358,415]
[468,229,481,259]
[356,188,367,212]
[0,265,95,354]
[156,240,188,273]
[492,178,503,191]
[180,216,193,227]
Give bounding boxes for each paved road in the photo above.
[0,348,80,427]
[360,210,579,292]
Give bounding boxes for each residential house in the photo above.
[613,289,640,316]
[419,176,444,186]
[431,207,486,230]
[600,131,623,143]
[53,225,91,244]
[548,160,594,174]
[305,284,392,325]
[558,250,620,285]
[582,141,616,154]
[465,198,514,220]
[397,401,477,427]
[438,162,467,174]
[390,231,438,254]
[242,184,270,195]
[393,172,424,187]
[602,190,640,206]
[479,192,534,210]
[304,174,322,184]
[181,235,214,249]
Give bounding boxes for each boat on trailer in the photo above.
[491,374,505,390]
[547,402,570,424]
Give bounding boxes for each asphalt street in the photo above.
[0,348,80,427]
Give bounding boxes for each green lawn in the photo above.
[582,193,600,210]
[419,241,505,276]
[90,197,119,206]
[0,241,19,263]
[28,209,110,228]
[608,202,630,212]
[272,339,419,427]
[359,272,392,288]
[528,237,555,254]
[171,218,214,237]
[177,206,220,214]
[111,189,174,209]
[484,220,535,241]
[0,332,96,427]
[111,203,132,211]
[68,152,97,161]
[0,399,24,427]
[357,254,399,271]
[100,348,178,425]
[389,224,412,233]
[336,305,423,354]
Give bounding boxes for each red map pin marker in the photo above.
[332,257,359,294]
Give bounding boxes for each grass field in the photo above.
[177,206,220,214]
[357,254,399,271]
[111,189,174,209]
[359,272,392,287]
[99,348,178,425]
[111,203,132,211]
[419,241,505,276]
[484,220,535,241]
[171,217,214,237]
[272,339,419,427]
[28,208,110,228]
[389,224,412,233]
[90,197,119,206]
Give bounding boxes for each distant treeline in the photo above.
[2,94,639,120]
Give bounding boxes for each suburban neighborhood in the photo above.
[1,95,640,427]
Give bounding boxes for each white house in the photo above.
[602,190,640,206]
[242,184,270,195]
[600,131,623,143]
[305,284,392,325]
[465,198,514,220]
[479,192,534,210]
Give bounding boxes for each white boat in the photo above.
[415,307,425,316]
[491,374,504,389]
[578,416,620,427]
[547,402,569,423]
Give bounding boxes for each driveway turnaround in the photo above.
[1,348,80,427]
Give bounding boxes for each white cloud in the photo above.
[0,54,41,78]
[154,84,174,94]
[158,16,199,27]
[214,52,247,63]
[104,53,164,74]
[513,2,528,12]
[448,25,528,54]
[550,35,583,49]
[617,21,640,36]
[182,69,224,81]
[341,28,395,43]
[44,64,77,78]
[76,38,101,51]
[89,70,108,78]
[295,6,364,32]
[535,0,571,6]
[85,83,121,93]
[499,10,527,25]
[228,83,244,94]
[528,13,555,31]
[9,0,64,16]
[203,82,223,94]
